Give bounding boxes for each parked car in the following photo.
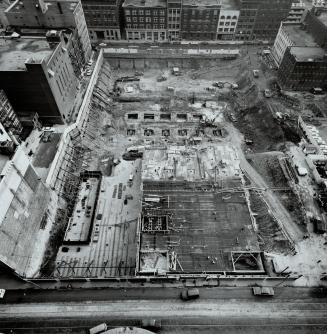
[252,287,274,296]
[141,319,162,331]
[180,288,200,301]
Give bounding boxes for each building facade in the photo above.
[167,0,181,41]
[0,90,22,137]
[235,0,292,41]
[180,0,221,41]
[277,46,327,90]
[216,8,240,40]
[123,0,167,42]
[82,0,123,42]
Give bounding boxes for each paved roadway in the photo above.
[1,287,327,333]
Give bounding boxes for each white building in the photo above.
[216,9,240,40]
[284,1,307,24]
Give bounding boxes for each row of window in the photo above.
[218,27,236,32]
[219,21,236,26]
[126,24,165,29]
[126,16,165,23]
[220,15,238,20]
[124,9,165,16]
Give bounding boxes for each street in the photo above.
[0,287,327,333]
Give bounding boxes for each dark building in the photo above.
[235,0,292,41]
[123,0,168,42]
[82,0,123,42]
[277,46,327,90]
[304,9,327,51]
[167,0,182,41]
[180,0,221,41]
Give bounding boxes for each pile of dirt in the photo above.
[250,191,293,254]
[235,103,300,152]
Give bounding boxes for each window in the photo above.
[127,24,132,28]
[139,10,144,15]
[133,24,137,28]
[154,17,158,22]
[146,10,151,15]
[227,16,231,19]
[146,17,151,22]
[160,17,165,23]
[232,15,238,19]
[133,17,137,22]
[160,10,165,16]
[153,10,158,15]
[139,17,144,22]
[132,10,137,15]
[221,15,225,19]
[154,24,158,29]
[146,24,151,29]
[160,24,165,29]
[126,16,131,22]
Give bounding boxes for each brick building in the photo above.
[277,46,327,90]
[167,0,181,41]
[122,0,167,42]
[180,0,221,41]
[235,0,292,41]
[82,0,123,42]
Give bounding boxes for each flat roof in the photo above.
[183,0,221,5]
[283,24,317,47]
[221,0,239,10]
[290,46,327,61]
[0,38,52,71]
[123,0,167,7]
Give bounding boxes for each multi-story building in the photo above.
[167,0,181,41]
[277,46,327,90]
[0,90,22,137]
[252,0,292,41]
[235,0,292,41]
[0,32,79,125]
[216,0,240,40]
[304,8,327,51]
[122,0,167,42]
[5,0,91,73]
[284,1,307,24]
[82,0,123,42]
[180,0,221,41]
[271,22,318,66]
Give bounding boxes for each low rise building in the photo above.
[180,0,221,41]
[123,0,167,42]
[216,0,240,40]
[0,32,79,125]
[272,22,318,66]
[277,46,327,90]
[82,0,123,42]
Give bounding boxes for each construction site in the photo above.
[0,45,323,286]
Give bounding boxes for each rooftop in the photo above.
[122,0,167,7]
[290,46,327,61]
[0,38,52,71]
[283,24,318,46]
[221,0,239,10]
[183,0,222,6]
